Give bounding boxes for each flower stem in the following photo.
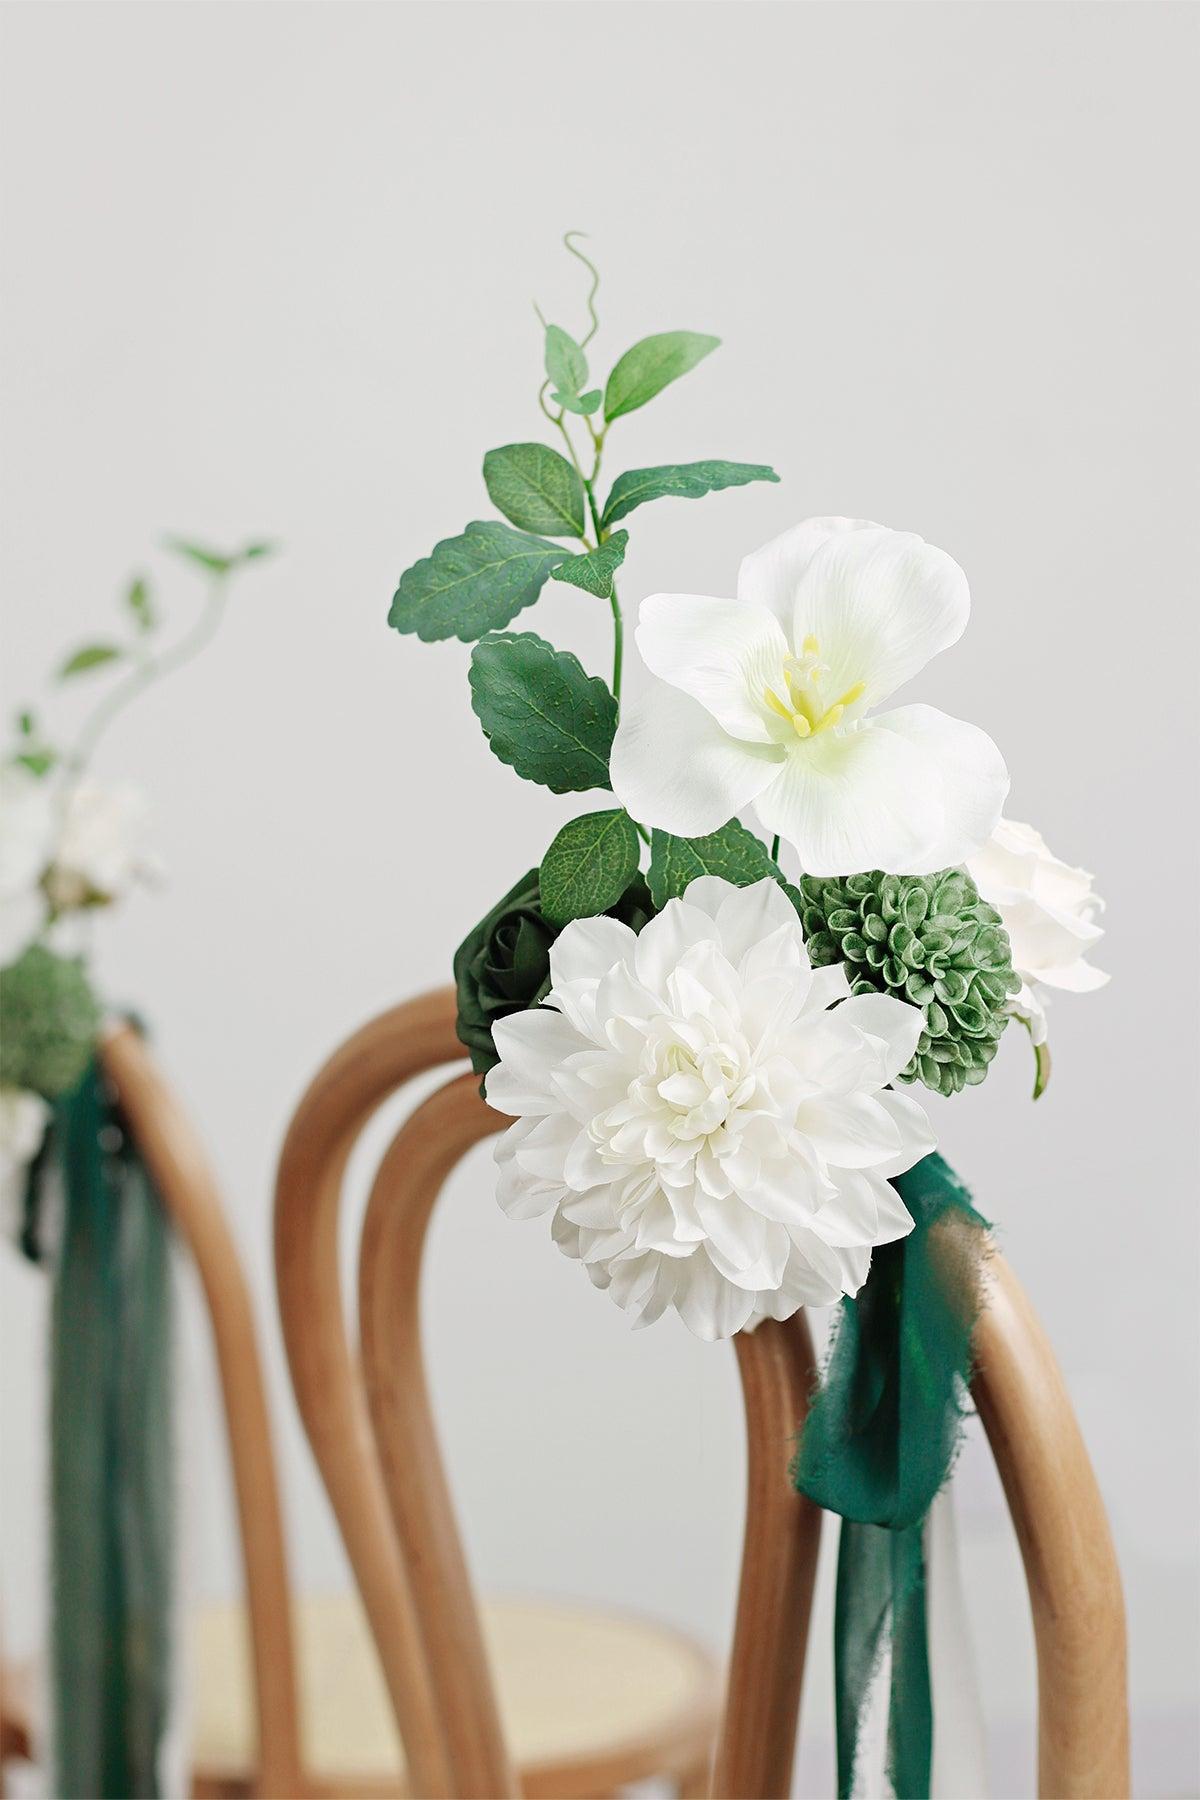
[67,577,230,776]
[609,581,624,701]
[770,834,781,863]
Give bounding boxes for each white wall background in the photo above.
[2,4,1197,1796]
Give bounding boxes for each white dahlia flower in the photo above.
[966,816,1107,1046]
[485,875,936,1340]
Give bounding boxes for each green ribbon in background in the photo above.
[32,1055,176,1799]
[793,1151,989,1800]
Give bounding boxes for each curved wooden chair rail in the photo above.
[98,1023,305,1798]
[275,988,1128,1800]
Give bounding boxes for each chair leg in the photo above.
[679,1755,712,1797]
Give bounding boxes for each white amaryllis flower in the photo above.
[44,778,159,912]
[485,875,935,1340]
[966,817,1107,1046]
[610,518,1009,878]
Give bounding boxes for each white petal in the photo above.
[547,915,637,992]
[495,1121,560,1219]
[814,1169,915,1248]
[835,992,926,1084]
[635,594,789,743]
[792,528,970,708]
[737,517,877,625]
[752,723,944,877]
[1014,983,1049,1045]
[674,1252,758,1340]
[1037,957,1109,995]
[981,890,1102,982]
[708,875,804,967]
[486,1008,584,1115]
[797,1093,903,1168]
[610,680,783,838]
[871,704,1009,870]
[872,1089,938,1177]
[634,897,721,992]
[693,1189,769,1275]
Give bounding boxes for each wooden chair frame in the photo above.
[99,1023,306,1798]
[274,988,1129,1800]
[2,1001,1131,1800]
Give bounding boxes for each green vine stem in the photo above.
[66,576,231,776]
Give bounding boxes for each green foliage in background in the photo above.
[0,945,101,1099]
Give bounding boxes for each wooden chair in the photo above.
[275,987,1130,1800]
[273,991,729,1800]
[99,1025,725,1799]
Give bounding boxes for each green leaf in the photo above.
[544,324,588,399]
[601,460,780,529]
[603,331,721,422]
[648,819,799,909]
[555,388,602,416]
[551,531,629,598]
[165,538,233,574]
[164,537,274,573]
[389,521,570,642]
[14,749,56,777]
[469,631,616,793]
[58,643,123,679]
[17,711,35,737]
[483,443,586,537]
[125,575,155,633]
[540,808,641,925]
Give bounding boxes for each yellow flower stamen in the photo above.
[761,652,866,743]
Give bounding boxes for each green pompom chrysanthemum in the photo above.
[798,867,1021,1097]
[0,943,101,1099]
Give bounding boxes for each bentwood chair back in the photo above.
[273,986,1129,1800]
[98,1023,306,1797]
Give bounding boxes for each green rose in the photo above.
[454,866,654,1079]
[0,943,101,1099]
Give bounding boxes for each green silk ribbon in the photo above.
[37,1056,176,1798]
[793,1151,989,1799]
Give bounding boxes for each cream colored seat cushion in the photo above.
[191,1590,717,1784]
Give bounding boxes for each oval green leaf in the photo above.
[540,808,641,925]
[603,331,721,422]
[544,324,588,399]
[601,460,779,529]
[551,531,628,599]
[389,521,569,642]
[648,819,799,910]
[58,644,124,679]
[469,631,616,793]
[483,442,586,537]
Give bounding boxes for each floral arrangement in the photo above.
[389,238,1108,1797]
[0,536,271,1229]
[0,534,271,1800]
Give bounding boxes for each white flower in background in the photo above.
[610,518,1009,878]
[966,817,1107,1046]
[44,779,159,912]
[0,764,55,961]
[0,1086,50,1243]
[485,876,935,1340]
